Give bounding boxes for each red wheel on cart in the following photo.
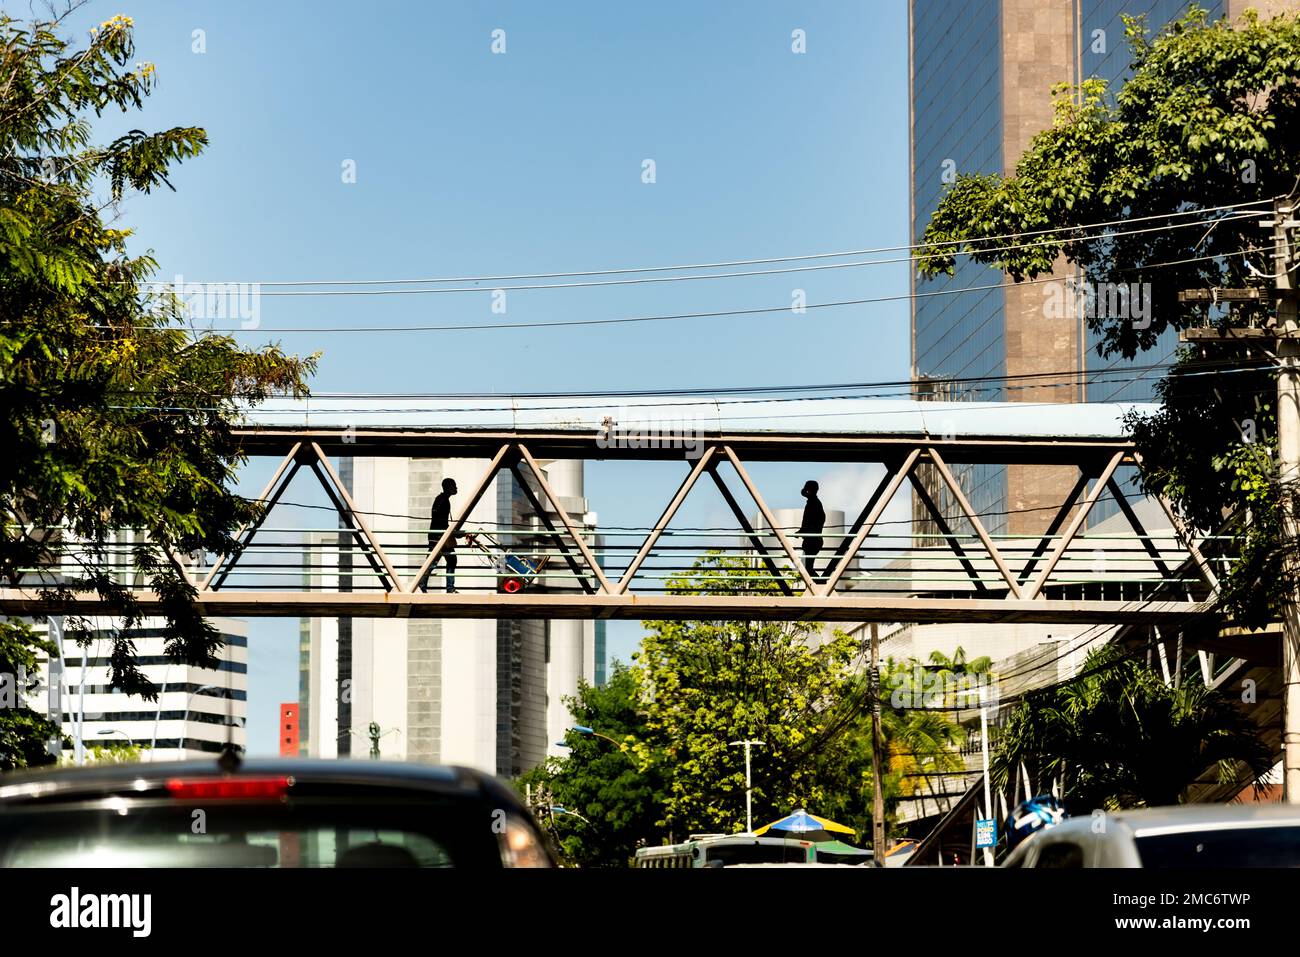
[502,577,523,594]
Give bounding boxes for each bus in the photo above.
[634,834,816,868]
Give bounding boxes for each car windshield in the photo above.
[0,799,498,868]
[706,842,808,866]
[1135,825,1300,868]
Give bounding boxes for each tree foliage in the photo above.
[1126,354,1283,624]
[915,6,1300,360]
[916,6,1300,625]
[992,645,1271,810]
[0,9,316,766]
[521,556,977,866]
[635,556,870,834]
[518,664,667,868]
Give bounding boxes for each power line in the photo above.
[150,248,1251,335]
[176,213,1266,297]
[110,363,1276,421]
[137,199,1271,289]
[93,351,1274,401]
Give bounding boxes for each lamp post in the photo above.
[180,684,218,760]
[728,739,765,834]
[96,728,135,755]
[339,724,400,758]
[549,806,592,825]
[979,684,994,867]
[570,725,623,749]
[48,617,82,765]
[148,661,173,762]
[565,726,637,765]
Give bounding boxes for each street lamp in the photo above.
[565,726,637,765]
[339,724,401,758]
[728,739,766,834]
[177,684,218,760]
[978,684,994,867]
[96,728,135,751]
[148,661,174,762]
[550,806,592,825]
[47,617,83,765]
[570,725,624,749]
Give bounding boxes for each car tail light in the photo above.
[165,776,292,800]
[497,813,552,868]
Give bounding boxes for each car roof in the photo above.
[1022,803,1300,843]
[0,757,511,805]
[1100,803,1300,835]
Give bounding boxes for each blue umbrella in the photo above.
[754,808,856,843]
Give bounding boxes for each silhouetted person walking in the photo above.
[422,477,459,593]
[798,479,825,584]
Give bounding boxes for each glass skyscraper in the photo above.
[910,0,1245,533]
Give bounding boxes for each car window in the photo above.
[706,843,810,866]
[1034,841,1085,868]
[1135,825,1300,867]
[0,800,495,868]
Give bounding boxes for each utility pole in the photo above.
[870,623,886,867]
[728,739,765,833]
[1181,193,1300,804]
[1274,194,1300,805]
[979,684,994,866]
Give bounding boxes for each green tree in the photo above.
[1,10,315,767]
[1126,356,1281,624]
[916,6,1299,358]
[634,555,869,836]
[0,619,67,768]
[868,651,990,827]
[913,6,1300,624]
[59,740,145,765]
[518,663,667,868]
[520,560,980,863]
[992,645,1271,809]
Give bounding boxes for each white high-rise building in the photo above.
[299,455,602,778]
[29,616,247,762]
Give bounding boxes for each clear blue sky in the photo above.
[67,0,911,753]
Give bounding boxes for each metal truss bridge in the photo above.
[0,398,1225,624]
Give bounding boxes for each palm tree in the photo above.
[928,646,993,675]
[927,645,994,711]
[878,655,974,817]
[992,645,1271,809]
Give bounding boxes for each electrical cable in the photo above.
[153,248,1259,334]
[136,200,1271,289]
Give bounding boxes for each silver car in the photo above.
[1001,804,1300,868]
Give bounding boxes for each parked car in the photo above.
[0,757,555,868]
[1001,803,1300,868]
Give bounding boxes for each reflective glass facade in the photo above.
[1080,1,1223,519]
[911,1,1227,531]
[911,0,1008,531]
[1083,0,1220,407]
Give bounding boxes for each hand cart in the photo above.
[462,530,550,593]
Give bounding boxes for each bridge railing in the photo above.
[0,430,1225,622]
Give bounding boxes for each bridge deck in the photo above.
[0,589,1210,624]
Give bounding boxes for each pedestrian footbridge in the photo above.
[0,397,1223,624]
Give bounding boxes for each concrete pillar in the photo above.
[543,460,590,755]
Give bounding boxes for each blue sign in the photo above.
[975,818,997,848]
